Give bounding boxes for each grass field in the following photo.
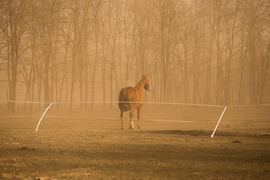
[0,104,270,179]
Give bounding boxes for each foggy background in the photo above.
[0,0,269,112]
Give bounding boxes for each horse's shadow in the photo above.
[137,130,211,136]
[138,130,268,138]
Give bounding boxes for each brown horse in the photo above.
[119,75,151,129]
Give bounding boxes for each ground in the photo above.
[0,104,270,179]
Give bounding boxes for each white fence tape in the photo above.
[1,100,270,108]
[1,100,269,136]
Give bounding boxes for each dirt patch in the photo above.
[0,106,270,179]
[0,129,269,179]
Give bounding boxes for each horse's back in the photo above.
[119,87,136,99]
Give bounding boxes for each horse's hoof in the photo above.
[129,126,135,130]
[137,126,141,129]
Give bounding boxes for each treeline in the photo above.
[0,0,269,112]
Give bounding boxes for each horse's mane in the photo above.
[135,75,147,88]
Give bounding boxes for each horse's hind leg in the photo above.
[120,110,124,129]
[137,106,142,129]
[129,108,135,130]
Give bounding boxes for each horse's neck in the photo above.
[135,79,145,92]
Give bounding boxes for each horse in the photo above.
[118,75,151,129]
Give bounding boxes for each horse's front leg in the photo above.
[137,105,143,129]
[129,108,135,130]
[120,110,124,129]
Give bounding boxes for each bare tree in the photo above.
[0,0,31,112]
[0,0,269,112]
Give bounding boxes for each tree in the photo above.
[0,0,30,112]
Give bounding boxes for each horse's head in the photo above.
[144,75,151,91]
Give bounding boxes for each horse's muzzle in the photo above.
[146,84,151,91]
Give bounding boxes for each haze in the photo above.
[0,0,269,112]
